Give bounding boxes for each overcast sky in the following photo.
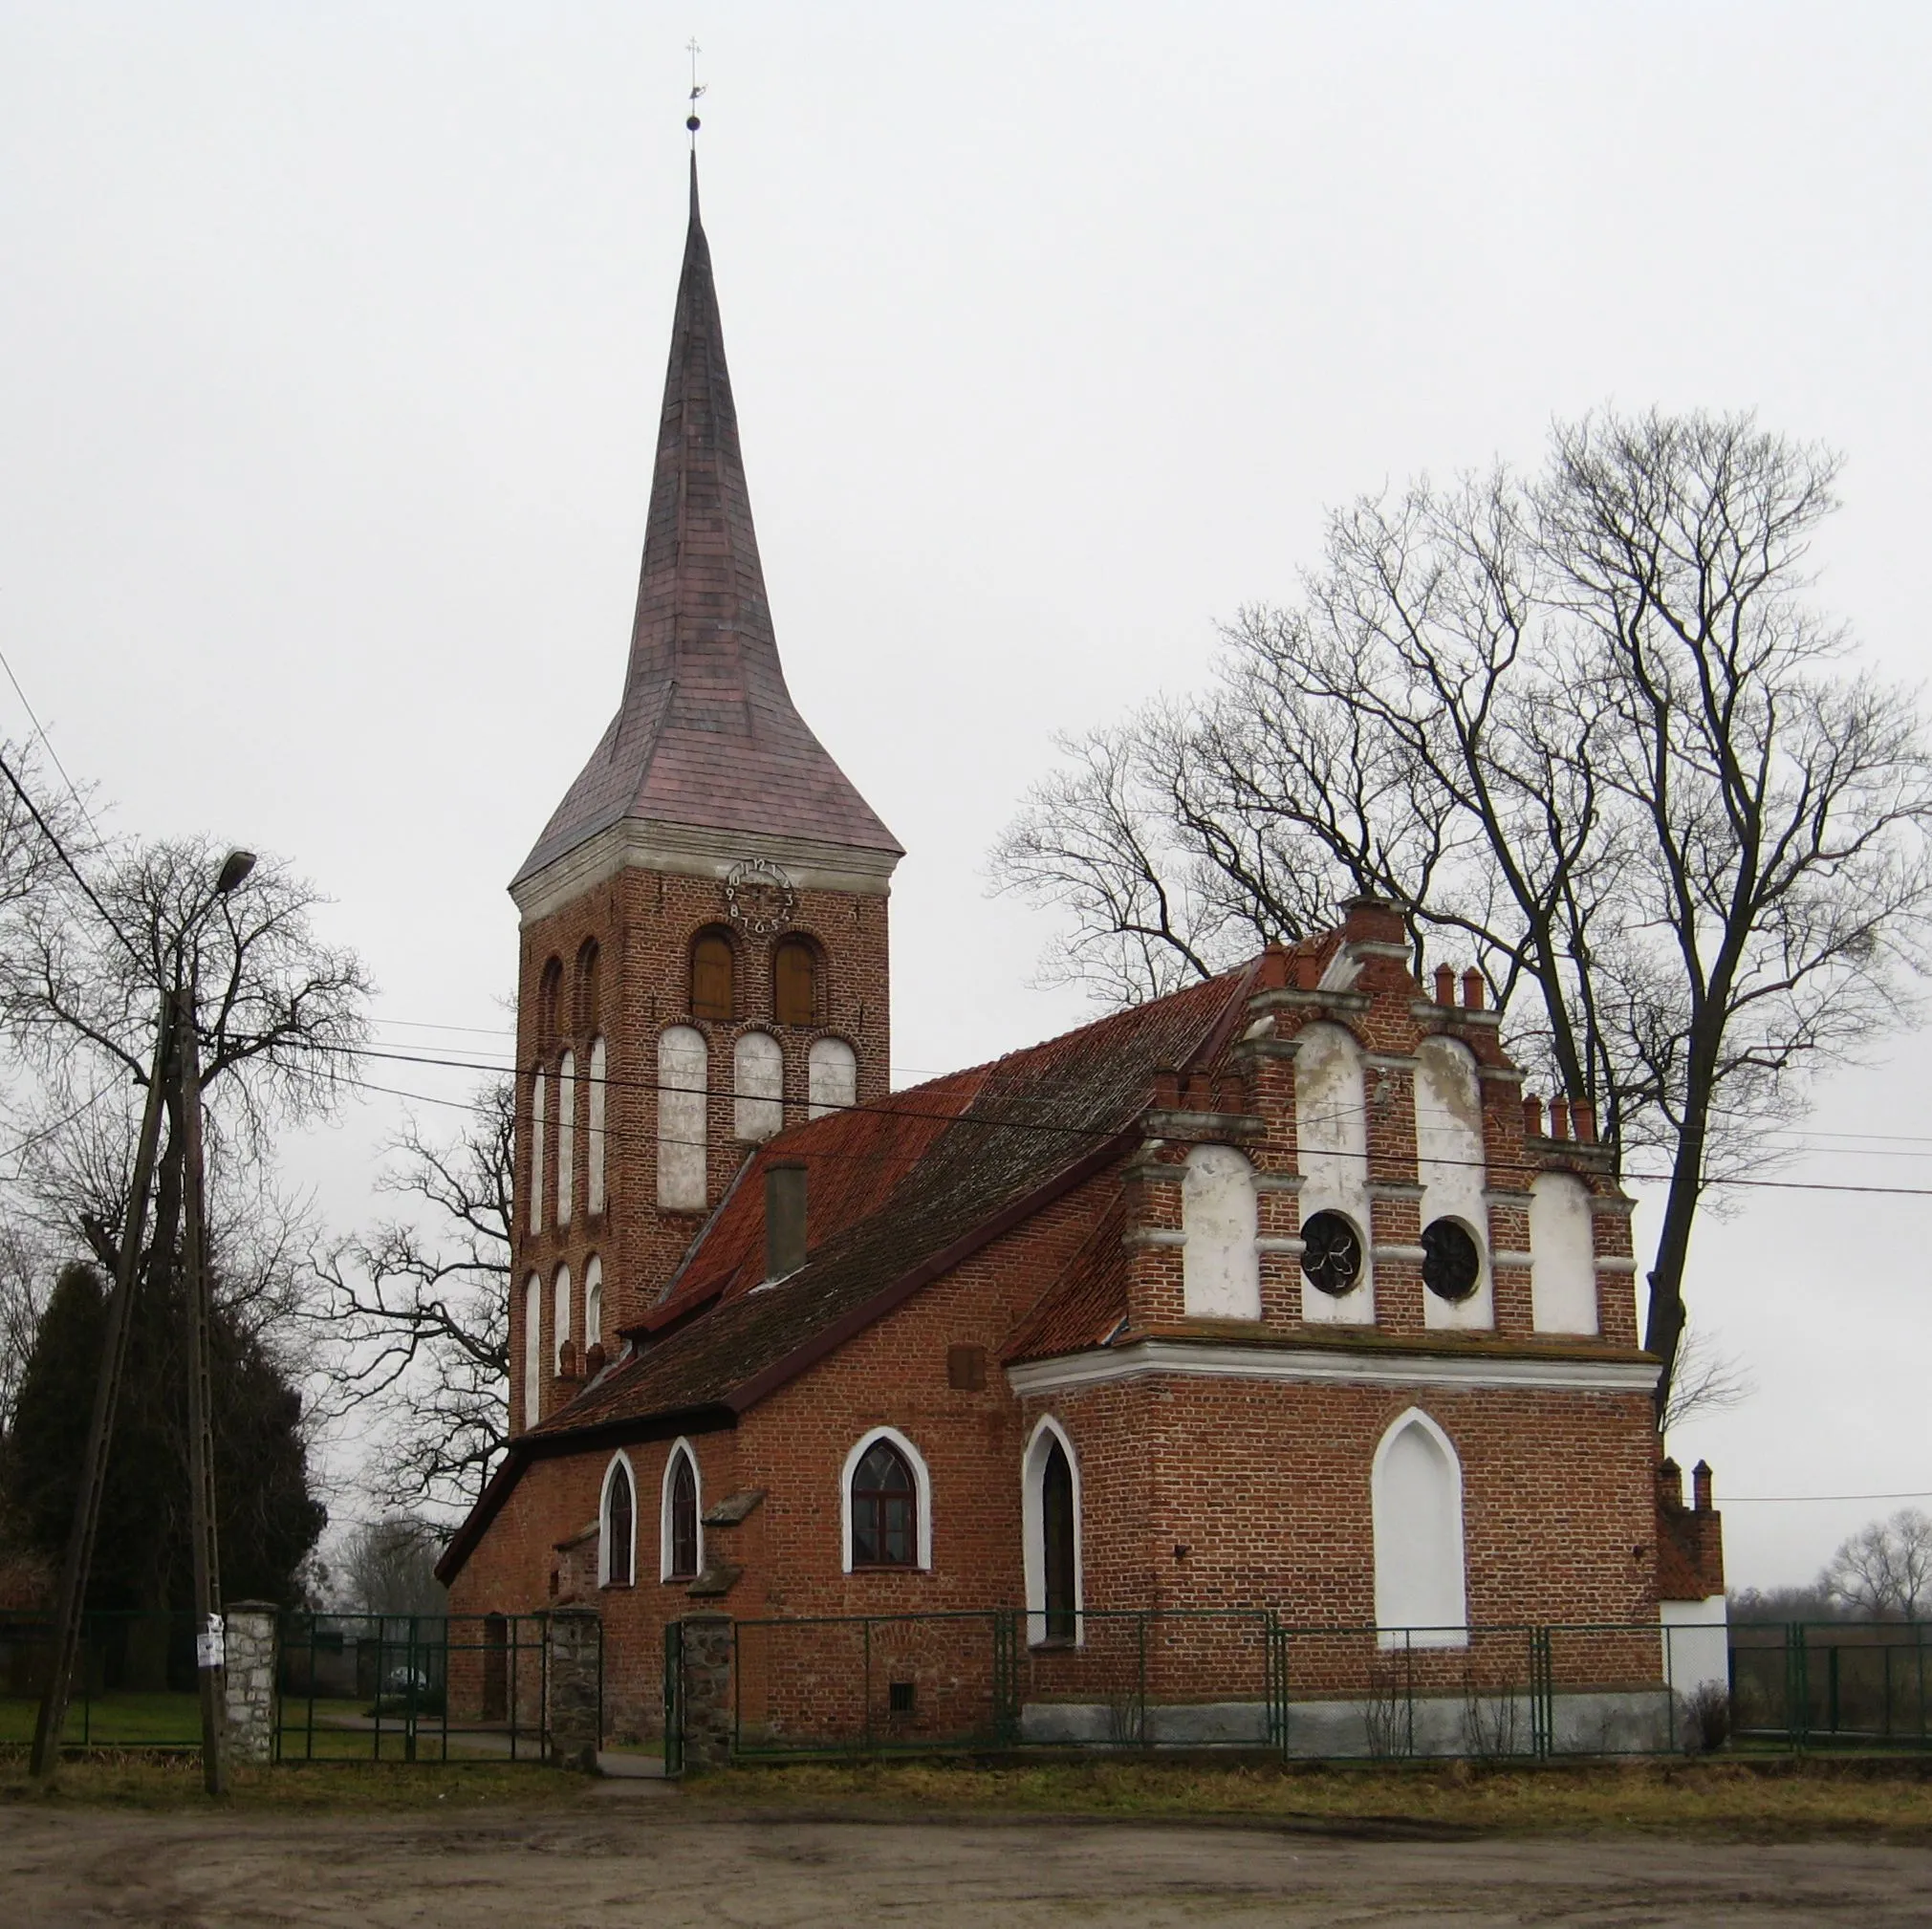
[2,3,1928,1583]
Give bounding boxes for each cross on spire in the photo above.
[685,38,705,145]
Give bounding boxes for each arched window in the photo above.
[1530,1172,1597,1334]
[575,937,601,1033]
[691,930,735,1023]
[583,1254,603,1352]
[1022,1417,1082,1647]
[1414,1036,1490,1329]
[599,1453,636,1588]
[841,1427,931,1572]
[521,1272,541,1429]
[537,956,563,1049]
[1294,1023,1372,1321]
[1181,1143,1260,1319]
[586,1035,608,1216]
[553,1263,572,1373]
[807,1036,857,1120]
[556,1050,575,1228]
[1372,1409,1467,1648]
[734,1030,784,1141]
[662,1441,702,1582]
[773,939,818,1027]
[657,1026,708,1210]
[528,1065,547,1234]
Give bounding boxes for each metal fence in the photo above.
[1,1608,211,1753]
[722,1610,1928,1763]
[274,1612,566,1765]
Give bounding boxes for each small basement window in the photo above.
[887,1680,916,1716]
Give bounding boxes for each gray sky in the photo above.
[2,3,1928,1584]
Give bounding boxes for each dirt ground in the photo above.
[2,1788,1930,1929]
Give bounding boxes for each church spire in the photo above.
[515,159,900,890]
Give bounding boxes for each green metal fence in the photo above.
[274,1612,567,1765]
[0,1608,210,1754]
[722,1610,1931,1763]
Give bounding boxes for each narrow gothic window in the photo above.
[528,1066,546,1234]
[808,1036,857,1120]
[773,939,817,1027]
[575,937,601,1032]
[851,1439,918,1568]
[602,1458,635,1588]
[691,931,734,1022]
[538,956,563,1049]
[553,1264,572,1373]
[666,1451,699,1580]
[556,1050,575,1227]
[657,1027,708,1210]
[1042,1439,1076,1643]
[1372,1411,1467,1647]
[584,1254,603,1351]
[521,1273,542,1429]
[586,1035,607,1215]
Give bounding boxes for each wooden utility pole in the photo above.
[175,982,228,1795]
[28,1005,173,1779]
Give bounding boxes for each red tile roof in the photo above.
[515,161,900,886]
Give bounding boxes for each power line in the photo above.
[0,641,109,850]
[0,745,140,964]
[1721,1490,1932,1505]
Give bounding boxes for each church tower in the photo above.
[508,162,901,1434]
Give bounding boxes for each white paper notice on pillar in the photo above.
[197,1613,226,1670]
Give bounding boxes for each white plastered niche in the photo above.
[1293,1022,1374,1323]
[1530,1170,1598,1334]
[1414,1035,1492,1331]
[1181,1142,1261,1319]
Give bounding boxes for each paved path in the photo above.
[1,1802,1926,1925]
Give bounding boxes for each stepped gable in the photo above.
[529,967,1253,1440]
[515,158,900,887]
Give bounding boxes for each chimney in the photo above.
[1461,967,1485,1011]
[1341,895,1405,944]
[1433,964,1456,1007]
[1659,1457,1683,1510]
[1692,1461,1714,1512]
[1549,1097,1571,1141]
[1572,1098,1596,1144]
[1523,1094,1544,1138]
[766,1161,808,1282]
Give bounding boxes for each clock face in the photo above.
[725,859,797,936]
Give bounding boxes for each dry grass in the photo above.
[0,1754,587,1811]
[680,1754,1932,1840]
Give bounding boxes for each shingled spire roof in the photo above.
[514,160,900,888]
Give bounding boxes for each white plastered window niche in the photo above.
[1371,1408,1468,1649]
[1021,1415,1084,1647]
[1181,1143,1261,1319]
[658,1026,708,1209]
[528,1065,547,1233]
[598,1450,638,1588]
[552,1263,572,1372]
[556,1049,575,1227]
[586,1034,608,1215]
[1414,1036,1492,1331]
[808,1036,857,1119]
[1530,1171,1598,1334]
[1293,1022,1374,1323]
[521,1272,542,1428]
[660,1437,704,1583]
[839,1425,933,1572]
[733,1030,784,1141]
[583,1254,603,1352]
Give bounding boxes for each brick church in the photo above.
[439,161,1725,1747]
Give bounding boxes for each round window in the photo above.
[1422,1218,1482,1301]
[1299,1211,1362,1295]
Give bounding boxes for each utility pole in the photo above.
[175,979,227,1795]
[29,849,254,1789]
[27,1005,172,1779]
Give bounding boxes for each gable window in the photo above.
[841,1427,932,1572]
[691,931,735,1022]
[662,1441,702,1582]
[600,1454,636,1588]
[1372,1409,1467,1648]
[773,939,817,1027]
[1022,1417,1083,1647]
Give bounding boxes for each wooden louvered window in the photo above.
[691,932,734,1022]
[773,940,817,1028]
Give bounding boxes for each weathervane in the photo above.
[686,37,705,144]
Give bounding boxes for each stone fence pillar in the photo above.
[681,1612,733,1773]
[547,1606,601,1772]
[222,1602,280,1766]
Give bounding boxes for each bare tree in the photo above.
[327,1515,448,1617]
[313,1078,512,1524]
[1824,1509,1932,1619]
[995,409,1932,1424]
[1658,1320,1757,1437]
[0,1224,55,1431]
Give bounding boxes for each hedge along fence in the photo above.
[714,1610,1930,1764]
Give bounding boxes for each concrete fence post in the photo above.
[681,1613,734,1772]
[547,1606,602,1772]
[221,1602,280,1766]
